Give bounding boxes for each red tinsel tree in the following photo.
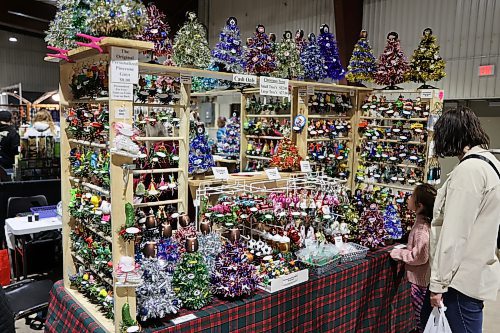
[245,25,276,75]
[375,32,410,89]
[270,138,302,171]
[137,3,174,64]
[294,29,306,54]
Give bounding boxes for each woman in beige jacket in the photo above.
[420,107,500,333]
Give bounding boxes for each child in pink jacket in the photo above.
[390,184,437,332]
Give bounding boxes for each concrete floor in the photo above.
[14,292,500,332]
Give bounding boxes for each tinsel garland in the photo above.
[407,29,446,83]
[383,203,403,240]
[300,34,326,81]
[172,252,212,310]
[375,35,410,86]
[274,33,304,79]
[317,26,345,80]
[137,258,182,321]
[173,12,211,68]
[346,36,377,83]
[211,241,261,298]
[86,0,148,38]
[211,17,245,73]
[198,232,223,275]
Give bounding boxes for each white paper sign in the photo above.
[306,85,315,95]
[212,167,229,180]
[110,47,138,61]
[298,88,307,97]
[349,90,355,96]
[115,106,130,119]
[233,74,257,85]
[334,235,344,248]
[193,199,200,207]
[300,160,312,173]
[181,74,192,84]
[265,167,281,180]
[110,83,133,101]
[110,61,138,84]
[420,89,433,99]
[260,77,289,97]
[171,313,197,325]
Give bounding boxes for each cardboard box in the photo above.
[258,269,309,293]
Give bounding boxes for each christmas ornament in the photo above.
[358,204,388,248]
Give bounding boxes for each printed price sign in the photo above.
[181,74,192,84]
[265,167,281,180]
[232,74,257,85]
[171,314,197,325]
[298,88,307,97]
[300,160,312,173]
[420,89,433,99]
[260,77,289,97]
[212,167,229,180]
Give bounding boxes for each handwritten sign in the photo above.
[265,167,281,180]
[110,83,133,101]
[300,160,312,173]
[233,74,257,85]
[212,167,229,180]
[334,235,344,248]
[260,77,289,97]
[114,106,130,119]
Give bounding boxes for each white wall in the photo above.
[363,0,500,99]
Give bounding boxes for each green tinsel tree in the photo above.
[407,28,446,88]
[173,12,211,68]
[45,0,89,49]
[86,0,148,38]
[172,251,212,310]
[345,30,377,84]
[274,30,304,79]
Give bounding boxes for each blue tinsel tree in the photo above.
[300,33,326,81]
[189,123,215,175]
[211,17,245,73]
[346,30,377,84]
[383,203,403,240]
[217,114,240,159]
[317,24,345,80]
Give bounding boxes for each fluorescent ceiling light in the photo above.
[9,37,18,42]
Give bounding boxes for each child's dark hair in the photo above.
[413,184,437,221]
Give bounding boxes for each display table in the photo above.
[45,248,414,333]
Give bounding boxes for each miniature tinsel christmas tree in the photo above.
[211,241,261,299]
[188,123,215,175]
[136,258,182,321]
[274,30,304,79]
[407,28,446,88]
[211,16,245,73]
[198,232,223,276]
[172,248,212,309]
[375,31,410,89]
[218,114,240,159]
[137,3,174,64]
[86,0,148,38]
[300,33,326,81]
[383,203,403,240]
[358,204,388,248]
[270,138,302,171]
[345,30,377,85]
[294,29,306,54]
[45,0,89,50]
[245,25,277,75]
[339,203,360,242]
[173,12,211,68]
[317,24,345,80]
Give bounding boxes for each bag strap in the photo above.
[460,154,500,179]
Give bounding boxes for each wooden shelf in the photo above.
[68,97,109,104]
[308,114,350,119]
[133,198,182,208]
[307,137,350,142]
[133,103,186,109]
[75,220,113,243]
[68,139,107,149]
[65,288,114,333]
[359,116,428,121]
[135,136,184,141]
[359,160,425,169]
[69,177,110,196]
[71,254,114,287]
[132,168,182,175]
[246,135,285,140]
[360,138,426,146]
[246,114,291,118]
[245,155,272,161]
[357,180,419,191]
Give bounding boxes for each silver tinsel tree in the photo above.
[45,0,90,49]
[198,232,223,275]
[173,12,211,68]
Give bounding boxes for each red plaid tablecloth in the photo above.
[45,248,414,333]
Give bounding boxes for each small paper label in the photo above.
[298,88,307,97]
[334,236,344,248]
[300,161,312,173]
[171,313,197,325]
[110,83,133,101]
[420,89,433,99]
[115,106,130,119]
[181,74,192,84]
[265,167,281,180]
[306,85,315,95]
[232,74,257,85]
[212,167,229,180]
[349,90,355,96]
[260,77,289,97]
[193,199,200,207]
[110,47,138,61]
[110,49,138,85]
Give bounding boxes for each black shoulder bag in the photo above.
[460,154,500,249]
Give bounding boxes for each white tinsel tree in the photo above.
[173,12,211,68]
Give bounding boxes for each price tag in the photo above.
[298,88,307,97]
[193,199,200,207]
[334,235,344,248]
[349,90,355,96]
[259,77,289,97]
[212,167,229,180]
[232,74,257,85]
[181,74,192,84]
[306,85,315,95]
[171,313,197,325]
[115,106,130,119]
[110,83,133,101]
[420,89,433,99]
[265,167,281,180]
[110,47,138,85]
[300,160,312,173]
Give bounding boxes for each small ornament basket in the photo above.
[340,243,369,263]
[30,205,58,218]
[298,256,341,276]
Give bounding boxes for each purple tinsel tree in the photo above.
[317,24,345,80]
[300,33,326,81]
[294,29,306,54]
[244,25,276,75]
[358,204,388,248]
[211,17,245,73]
